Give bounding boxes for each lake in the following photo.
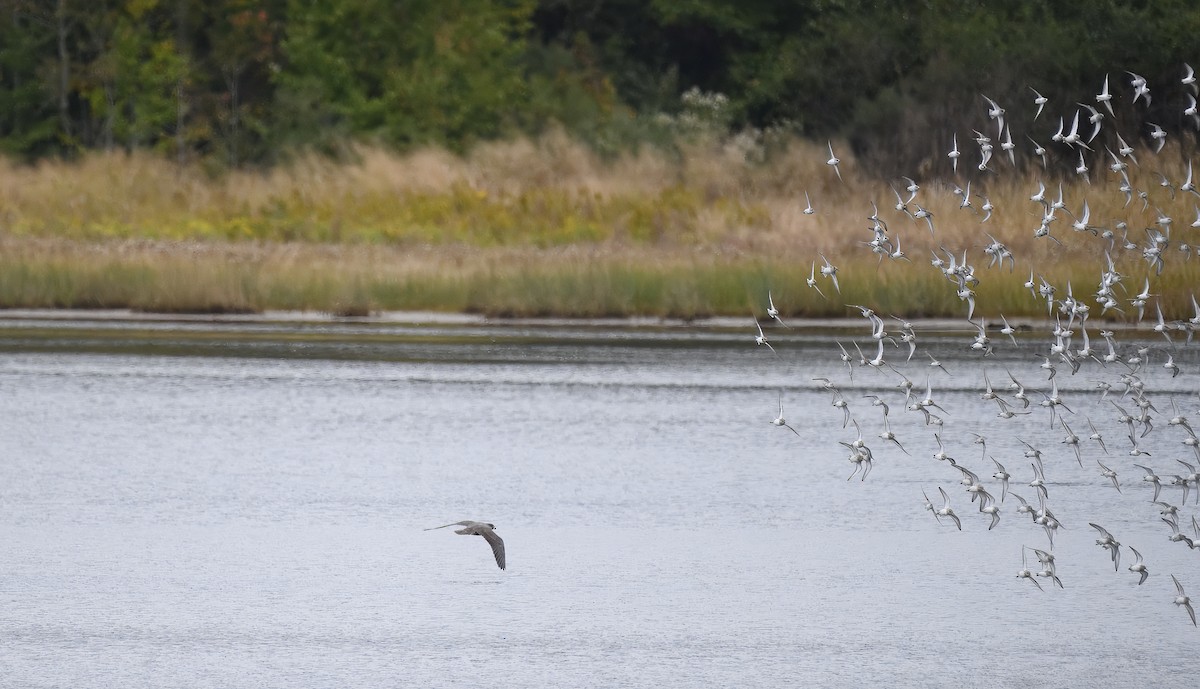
[1,312,1197,688]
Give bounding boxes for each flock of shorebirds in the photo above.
[428,68,1199,627]
[758,67,1200,628]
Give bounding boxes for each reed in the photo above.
[1,134,1198,318]
[1,238,1196,320]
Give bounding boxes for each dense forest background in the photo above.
[3,0,1200,176]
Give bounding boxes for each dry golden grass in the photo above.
[0,134,866,249]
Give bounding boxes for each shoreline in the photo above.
[0,307,1167,334]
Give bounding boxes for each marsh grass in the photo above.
[1,134,1199,318]
[3,238,1196,320]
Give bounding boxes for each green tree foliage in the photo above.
[0,3,59,158]
[203,0,282,166]
[274,0,536,153]
[1,0,1200,172]
[93,2,186,152]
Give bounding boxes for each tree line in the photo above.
[2,0,1199,175]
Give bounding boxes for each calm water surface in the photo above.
[1,315,1197,688]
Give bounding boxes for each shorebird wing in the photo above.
[481,527,506,570]
[425,521,472,531]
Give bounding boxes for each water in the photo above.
[1,315,1197,688]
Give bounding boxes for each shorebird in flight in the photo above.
[753,318,780,358]
[819,254,841,293]
[1172,575,1196,626]
[771,392,801,437]
[766,291,790,328]
[425,521,506,570]
[1096,74,1114,116]
[1090,523,1122,571]
[936,486,962,530]
[1030,86,1048,119]
[1018,547,1043,591]
[807,261,827,299]
[826,141,844,183]
[1128,547,1149,585]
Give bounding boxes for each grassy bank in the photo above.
[1,136,1198,319]
[3,238,1197,321]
